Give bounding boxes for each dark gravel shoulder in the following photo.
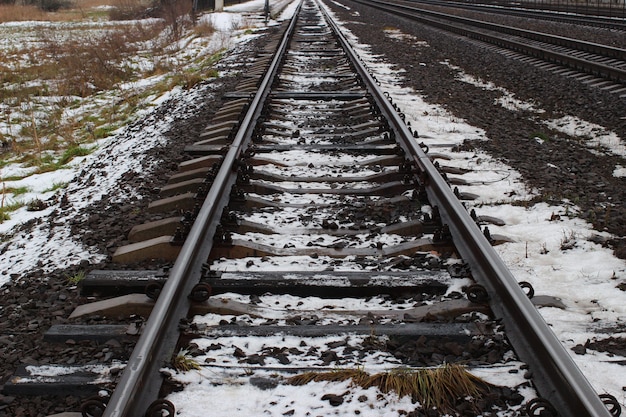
[326,0,626,256]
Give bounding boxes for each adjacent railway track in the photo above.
[454,0,626,20]
[6,0,623,416]
[406,0,626,30]
[353,0,626,92]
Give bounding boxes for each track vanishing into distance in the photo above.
[354,0,626,94]
[5,1,624,417]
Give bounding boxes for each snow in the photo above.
[0,0,624,414]
[445,61,626,160]
[0,1,273,281]
[614,164,626,178]
[167,377,422,417]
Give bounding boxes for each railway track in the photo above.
[5,0,623,416]
[353,0,626,93]
[456,0,626,20]
[406,0,626,30]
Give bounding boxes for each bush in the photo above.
[38,0,74,11]
[108,0,153,20]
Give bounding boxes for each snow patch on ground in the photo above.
[0,5,275,285]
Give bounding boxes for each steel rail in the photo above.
[374,0,626,59]
[353,0,626,83]
[101,3,303,416]
[318,0,614,415]
[405,0,626,30]
[468,0,626,20]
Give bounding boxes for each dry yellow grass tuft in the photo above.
[288,364,493,414]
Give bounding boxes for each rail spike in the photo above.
[464,284,489,304]
[600,394,622,417]
[519,281,535,299]
[145,399,175,417]
[81,396,107,417]
[145,281,163,301]
[188,282,212,302]
[526,398,558,417]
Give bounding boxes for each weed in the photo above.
[560,230,576,251]
[0,201,25,223]
[44,181,69,192]
[288,365,491,414]
[26,198,47,211]
[5,186,30,196]
[531,132,550,143]
[0,4,47,22]
[159,0,192,41]
[58,145,91,166]
[173,349,201,372]
[92,125,117,139]
[66,270,86,284]
[108,0,150,20]
[193,19,215,37]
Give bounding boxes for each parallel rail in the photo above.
[355,0,626,85]
[460,0,626,20]
[407,0,626,30]
[322,3,614,416]
[101,4,304,416]
[100,1,616,416]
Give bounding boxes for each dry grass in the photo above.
[0,2,107,22]
[107,0,150,20]
[0,0,222,179]
[288,365,492,414]
[0,20,164,169]
[35,21,164,97]
[173,349,201,372]
[0,4,49,22]
[75,0,117,9]
[192,18,216,37]
[0,0,150,22]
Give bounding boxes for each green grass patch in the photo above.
[531,132,551,142]
[93,125,117,139]
[66,269,86,285]
[44,181,68,192]
[0,173,28,182]
[57,144,91,166]
[4,186,30,196]
[0,201,26,223]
